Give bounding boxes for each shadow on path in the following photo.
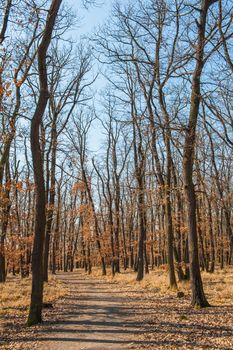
[25,270,233,350]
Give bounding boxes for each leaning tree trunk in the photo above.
[27,0,63,326]
[183,0,217,308]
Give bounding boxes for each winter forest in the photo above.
[1,0,233,349]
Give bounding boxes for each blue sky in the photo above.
[67,0,113,37]
[65,0,114,154]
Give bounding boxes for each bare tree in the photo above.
[183,0,218,308]
[27,0,63,327]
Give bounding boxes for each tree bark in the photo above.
[44,119,57,282]
[183,0,217,308]
[27,0,63,326]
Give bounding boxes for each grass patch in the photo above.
[0,274,68,320]
[89,266,233,304]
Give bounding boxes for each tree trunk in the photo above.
[27,0,62,326]
[44,120,57,282]
[183,0,216,308]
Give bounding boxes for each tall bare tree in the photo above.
[27,0,63,326]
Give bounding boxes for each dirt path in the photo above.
[35,271,144,350]
[6,270,233,350]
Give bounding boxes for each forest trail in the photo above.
[3,270,233,350]
[36,271,144,350]
[29,270,233,350]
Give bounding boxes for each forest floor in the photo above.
[1,268,233,349]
